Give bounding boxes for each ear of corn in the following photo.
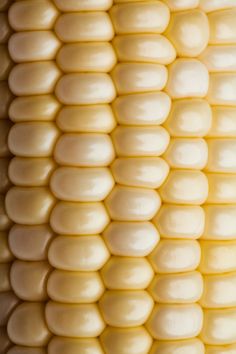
[1,1,236,354]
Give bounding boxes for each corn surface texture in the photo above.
[2,0,236,353]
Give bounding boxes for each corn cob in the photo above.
[2,1,236,354]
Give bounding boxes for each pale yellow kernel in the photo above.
[55,73,116,105]
[200,46,236,72]
[207,107,236,137]
[164,138,208,169]
[50,167,114,202]
[165,10,209,57]
[200,273,236,308]
[9,224,54,261]
[5,187,55,225]
[200,0,236,12]
[149,239,201,273]
[103,221,159,257]
[9,62,61,96]
[45,302,105,337]
[146,304,203,340]
[48,337,103,354]
[105,185,161,221]
[10,260,51,301]
[165,59,209,98]
[149,271,203,303]
[9,31,61,62]
[112,92,171,126]
[101,257,154,289]
[159,170,209,205]
[7,303,51,347]
[55,12,114,42]
[154,205,205,239]
[206,175,236,203]
[207,73,236,105]
[111,157,169,189]
[201,308,236,345]
[47,270,104,303]
[208,9,236,44]
[54,134,115,167]
[202,205,236,240]
[8,122,60,157]
[57,43,116,73]
[48,235,109,271]
[112,63,168,94]
[199,240,236,274]
[56,105,116,133]
[100,326,152,354]
[50,202,109,235]
[99,290,154,327]
[110,1,170,34]
[9,95,60,122]
[113,34,176,64]
[112,126,170,157]
[9,157,56,187]
[163,99,212,137]
[206,139,236,172]
[8,0,59,30]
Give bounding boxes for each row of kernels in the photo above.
[200,5,236,351]
[4,286,233,350]
[164,7,209,210]
[40,0,116,348]
[0,2,18,353]
[145,1,211,347]
[99,1,170,350]
[108,5,171,217]
[6,0,61,350]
